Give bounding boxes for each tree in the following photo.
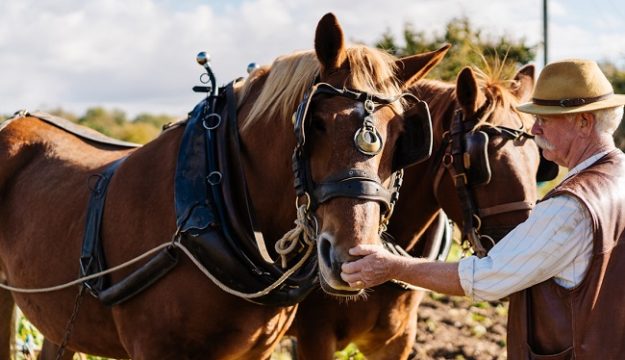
[77,107,128,138]
[375,17,537,81]
[601,61,625,150]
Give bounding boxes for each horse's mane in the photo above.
[471,62,533,131]
[414,59,533,132]
[238,46,404,131]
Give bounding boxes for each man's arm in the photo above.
[340,245,465,296]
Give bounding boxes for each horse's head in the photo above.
[429,64,552,255]
[293,14,447,295]
[237,13,446,296]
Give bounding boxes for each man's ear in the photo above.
[579,113,595,136]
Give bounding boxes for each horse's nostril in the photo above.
[318,234,332,264]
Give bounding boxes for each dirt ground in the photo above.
[272,291,509,360]
[411,293,508,360]
[16,291,508,360]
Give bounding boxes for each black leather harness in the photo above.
[173,82,318,306]
[79,81,317,306]
[77,78,438,305]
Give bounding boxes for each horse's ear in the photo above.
[511,64,535,102]
[315,13,347,76]
[396,44,451,88]
[456,67,482,115]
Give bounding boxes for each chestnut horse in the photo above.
[289,63,542,359]
[0,13,447,359]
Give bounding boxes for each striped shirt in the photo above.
[458,151,609,301]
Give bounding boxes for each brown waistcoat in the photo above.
[507,149,625,360]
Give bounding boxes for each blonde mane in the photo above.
[238,46,404,131]
[415,58,533,133]
[470,57,534,131]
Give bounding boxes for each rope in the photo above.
[175,241,313,299]
[0,242,171,293]
[174,203,318,299]
[274,205,317,268]
[0,208,318,299]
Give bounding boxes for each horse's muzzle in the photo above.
[317,233,361,296]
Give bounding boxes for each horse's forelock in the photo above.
[345,46,402,99]
[470,61,534,131]
[474,76,533,132]
[240,46,406,132]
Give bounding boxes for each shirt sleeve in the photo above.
[458,194,593,301]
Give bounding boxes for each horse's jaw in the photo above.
[318,274,364,298]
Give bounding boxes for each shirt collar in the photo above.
[562,150,611,182]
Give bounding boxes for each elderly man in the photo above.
[341,59,625,359]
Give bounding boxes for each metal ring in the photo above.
[87,174,106,194]
[202,113,222,130]
[200,73,210,84]
[364,99,375,113]
[207,171,222,185]
[296,192,312,211]
[472,214,482,231]
[480,234,496,248]
[442,153,454,167]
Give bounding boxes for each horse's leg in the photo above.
[37,339,74,360]
[295,326,337,360]
[290,291,340,360]
[0,290,14,360]
[108,261,297,360]
[360,290,426,360]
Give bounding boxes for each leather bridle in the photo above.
[292,82,424,234]
[433,105,536,257]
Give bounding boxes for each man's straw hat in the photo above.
[517,59,625,115]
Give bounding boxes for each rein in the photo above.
[433,107,535,257]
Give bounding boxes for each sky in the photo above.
[1,0,624,118]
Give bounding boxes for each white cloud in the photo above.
[0,0,623,118]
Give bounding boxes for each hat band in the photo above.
[533,92,614,107]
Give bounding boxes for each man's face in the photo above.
[531,114,579,167]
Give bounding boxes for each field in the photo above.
[412,293,507,359]
[13,291,508,360]
[12,240,509,360]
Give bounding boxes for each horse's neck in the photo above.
[388,157,441,248]
[387,81,460,249]
[238,118,298,242]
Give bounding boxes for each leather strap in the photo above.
[312,169,393,208]
[80,157,127,296]
[478,201,534,218]
[532,92,613,107]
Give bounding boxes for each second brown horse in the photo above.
[290,62,541,359]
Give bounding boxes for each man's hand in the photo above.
[340,244,408,289]
[341,244,464,296]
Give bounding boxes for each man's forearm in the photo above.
[396,259,465,296]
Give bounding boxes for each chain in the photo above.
[55,285,86,360]
[379,169,404,233]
